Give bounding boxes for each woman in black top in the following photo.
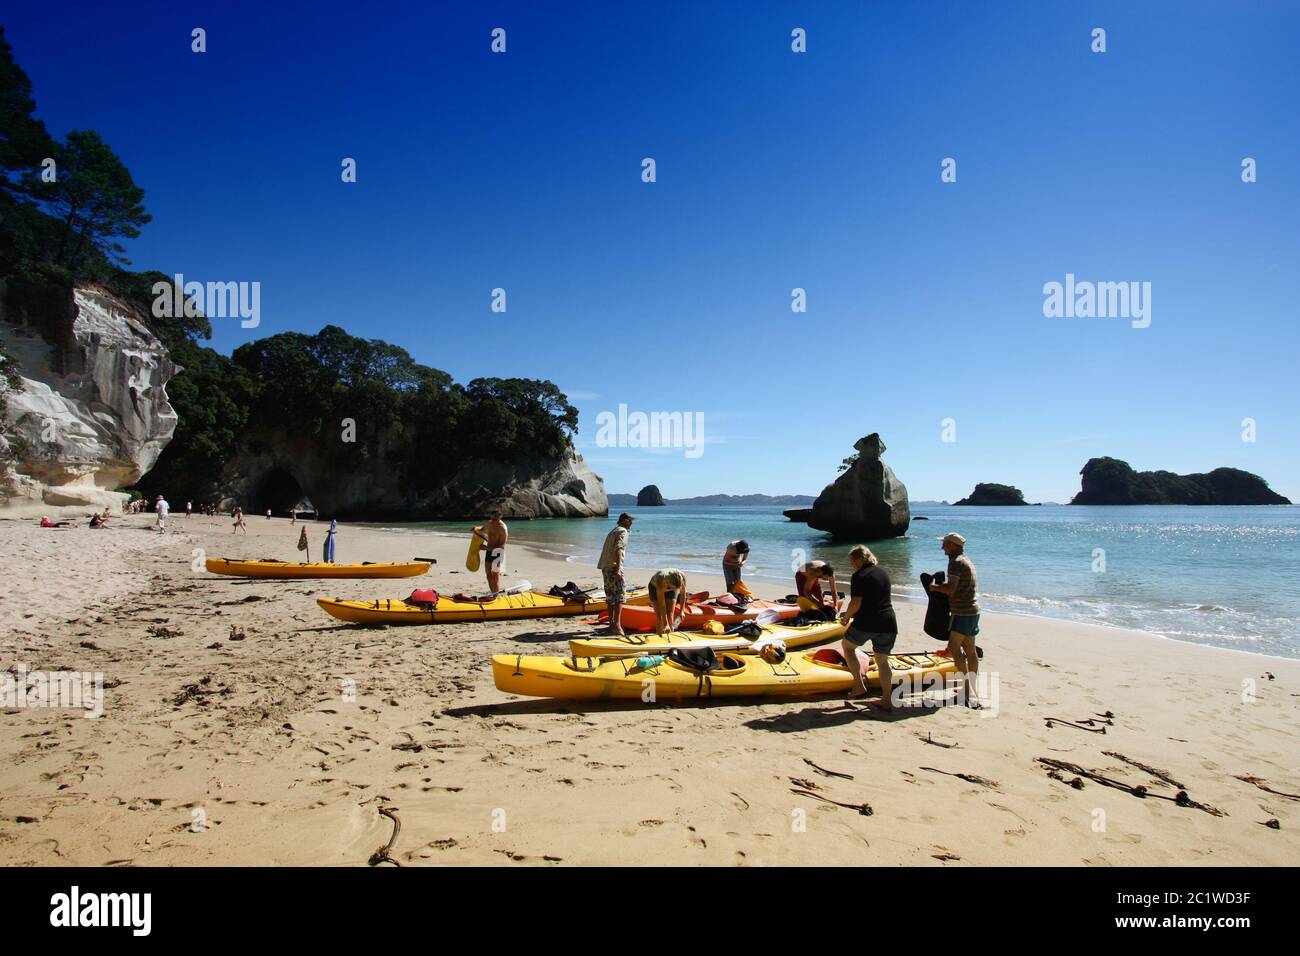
[838,545,899,708]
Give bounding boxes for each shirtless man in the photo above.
[480,511,509,593]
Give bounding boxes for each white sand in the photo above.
[1,513,1296,866]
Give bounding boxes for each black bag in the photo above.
[548,581,591,601]
[920,571,950,641]
[666,647,720,672]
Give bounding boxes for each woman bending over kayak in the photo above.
[648,568,689,636]
[795,560,839,618]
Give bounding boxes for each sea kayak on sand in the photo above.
[614,598,800,632]
[317,586,651,625]
[205,558,430,579]
[492,646,962,700]
[568,618,845,659]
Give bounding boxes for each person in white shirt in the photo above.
[155,495,170,532]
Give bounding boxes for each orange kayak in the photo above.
[616,599,801,632]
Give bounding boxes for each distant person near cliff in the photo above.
[722,540,749,595]
[926,532,982,708]
[648,568,689,636]
[481,512,508,592]
[795,560,838,619]
[597,513,634,636]
[154,495,169,532]
[839,545,898,708]
[232,507,247,534]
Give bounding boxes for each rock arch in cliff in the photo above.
[252,467,304,515]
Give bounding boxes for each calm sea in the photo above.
[382,504,1300,661]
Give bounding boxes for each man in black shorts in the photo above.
[838,545,898,710]
[482,511,509,593]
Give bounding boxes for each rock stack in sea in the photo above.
[636,484,666,506]
[791,433,910,539]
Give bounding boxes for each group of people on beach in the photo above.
[593,513,982,709]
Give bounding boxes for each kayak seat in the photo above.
[811,648,846,665]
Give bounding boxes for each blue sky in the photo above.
[7,1,1298,501]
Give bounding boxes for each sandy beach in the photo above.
[1,513,1297,867]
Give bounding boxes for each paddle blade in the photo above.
[755,608,781,625]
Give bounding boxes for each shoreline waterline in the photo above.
[358,508,1300,664]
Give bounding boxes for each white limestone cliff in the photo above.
[0,285,178,514]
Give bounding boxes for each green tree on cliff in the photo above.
[35,130,151,274]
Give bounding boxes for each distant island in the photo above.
[1071,457,1291,506]
[609,492,816,507]
[954,483,1031,506]
[636,485,665,506]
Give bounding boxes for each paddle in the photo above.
[413,557,438,564]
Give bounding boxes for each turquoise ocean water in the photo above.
[382,505,1300,661]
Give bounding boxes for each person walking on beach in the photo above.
[926,532,981,708]
[480,511,508,592]
[323,518,338,563]
[722,540,749,596]
[154,494,169,532]
[232,506,247,534]
[839,545,898,709]
[185,500,192,519]
[597,512,634,636]
[795,560,839,619]
[648,568,689,636]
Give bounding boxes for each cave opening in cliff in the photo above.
[253,468,304,515]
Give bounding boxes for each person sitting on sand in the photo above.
[839,545,898,709]
[597,512,634,636]
[89,511,107,529]
[723,540,749,596]
[39,515,76,528]
[795,560,839,618]
[648,568,689,636]
[926,532,981,707]
[480,511,508,593]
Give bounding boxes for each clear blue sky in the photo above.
[7,1,1298,501]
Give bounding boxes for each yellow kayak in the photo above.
[492,647,961,700]
[317,586,650,625]
[205,558,430,579]
[568,619,846,659]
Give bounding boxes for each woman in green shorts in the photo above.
[648,568,689,636]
